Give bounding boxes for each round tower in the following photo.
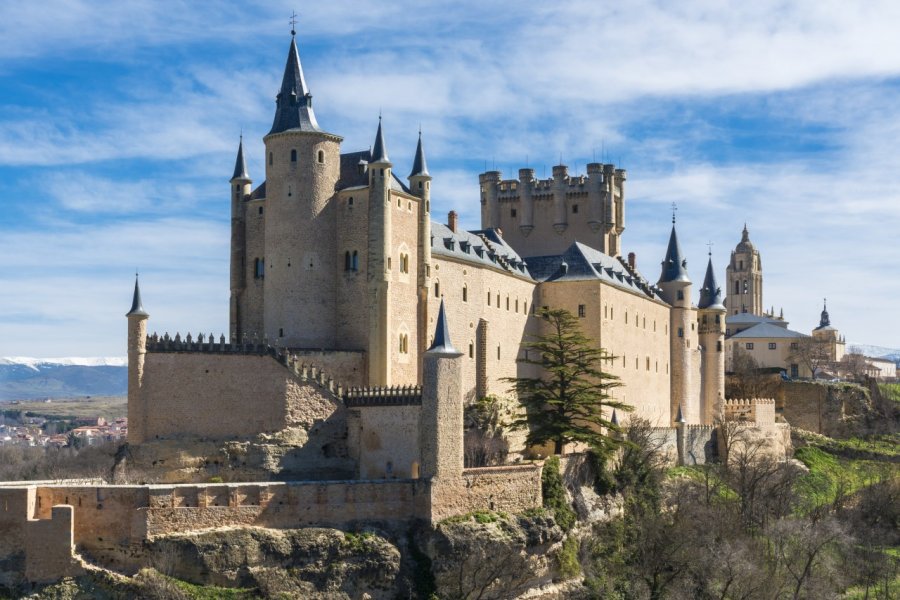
[697,254,726,425]
[126,275,149,444]
[367,117,393,385]
[479,171,501,229]
[725,224,763,316]
[409,130,432,382]
[229,136,251,340]
[262,32,343,348]
[657,221,693,425]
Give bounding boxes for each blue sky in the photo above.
[1,0,899,357]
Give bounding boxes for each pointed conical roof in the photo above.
[370,116,390,164]
[736,223,756,253]
[426,299,460,355]
[658,225,690,284]
[815,299,831,330]
[126,275,149,317]
[231,136,250,182]
[610,409,618,426]
[675,404,685,423]
[409,130,429,177]
[698,256,725,310]
[268,34,321,135]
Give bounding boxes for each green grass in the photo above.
[173,579,257,599]
[879,383,900,403]
[442,509,509,525]
[794,445,897,509]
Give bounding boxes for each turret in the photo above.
[262,31,343,348]
[409,130,432,381]
[419,299,464,480]
[126,275,149,444]
[479,171,501,229]
[697,255,726,425]
[367,116,393,385]
[657,220,693,425]
[552,164,569,233]
[518,168,535,236]
[229,136,251,340]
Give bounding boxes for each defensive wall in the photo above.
[776,381,870,436]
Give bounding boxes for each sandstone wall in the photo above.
[388,190,423,385]
[537,279,672,426]
[778,381,870,435]
[289,349,366,387]
[0,487,33,587]
[138,352,339,442]
[239,196,267,339]
[335,187,371,352]
[430,254,536,403]
[348,405,420,479]
[25,505,83,584]
[430,464,542,522]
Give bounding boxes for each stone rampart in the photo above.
[430,464,542,522]
[777,381,870,435]
[25,505,84,584]
[724,398,776,429]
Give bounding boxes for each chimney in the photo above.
[448,211,458,233]
[628,252,636,270]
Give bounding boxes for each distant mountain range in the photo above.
[0,357,127,401]
[847,344,900,364]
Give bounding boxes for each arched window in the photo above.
[399,334,409,354]
[344,251,351,271]
[317,150,324,164]
[348,196,354,206]
[425,200,430,212]
[734,281,740,294]
[254,258,264,279]
[352,251,358,271]
[290,149,297,163]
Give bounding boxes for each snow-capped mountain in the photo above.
[846,344,900,363]
[0,357,127,401]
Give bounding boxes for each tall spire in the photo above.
[658,225,690,284]
[231,135,250,182]
[370,115,390,164]
[126,274,148,317]
[698,255,725,310]
[268,33,321,135]
[427,298,460,355]
[409,129,429,177]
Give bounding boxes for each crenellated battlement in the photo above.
[344,385,423,407]
[723,398,776,427]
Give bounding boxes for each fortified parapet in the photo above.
[479,160,627,258]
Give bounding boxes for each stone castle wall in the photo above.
[388,190,423,385]
[538,279,672,426]
[777,381,870,435]
[136,352,340,442]
[348,404,421,479]
[430,464,543,522]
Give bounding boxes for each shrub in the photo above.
[542,455,576,532]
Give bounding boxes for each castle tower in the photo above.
[262,31,343,347]
[657,220,693,425]
[409,131,432,382]
[419,299,464,480]
[367,117,393,385]
[725,224,763,316]
[126,275,149,444]
[697,254,726,425]
[229,137,251,340]
[479,170,501,229]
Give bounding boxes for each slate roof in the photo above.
[231,138,250,181]
[409,131,429,177]
[697,257,725,310]
[729,322,808,339]
[658,225,690,284]
[269,36,322,135]
[726,313,784,326]
[334,149,410,194]
[427,299,461,355]
[526,242,662,300]
[430,223,531,278]
[126,276,148,317]
[370,117,389,163]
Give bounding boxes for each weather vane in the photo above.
[706,240,714,256]
[671,202,678,224]
[290,11,298,36]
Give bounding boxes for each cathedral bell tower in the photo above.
[725,224,763,316]
[262,29,343,348]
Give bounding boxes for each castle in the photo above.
[0,31,790,586]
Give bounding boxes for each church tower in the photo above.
[657,219,694,425]
[697,254,726,425]
[725,225,763,316]
[262,30,343,347]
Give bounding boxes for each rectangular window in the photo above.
[768,342,777,350]
[746,342,754,350]
[511,208,517,217]
[676,290,684,300]
[678,328,683,338]
[578,304,585,318]
[790,364,799,378]
[572,204,579,214]
[790,342,799,350]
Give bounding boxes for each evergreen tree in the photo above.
[506,308,631,455]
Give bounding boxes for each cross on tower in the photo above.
[289,11,298,36]
[671,202,678,224]
[706,240,714,257]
